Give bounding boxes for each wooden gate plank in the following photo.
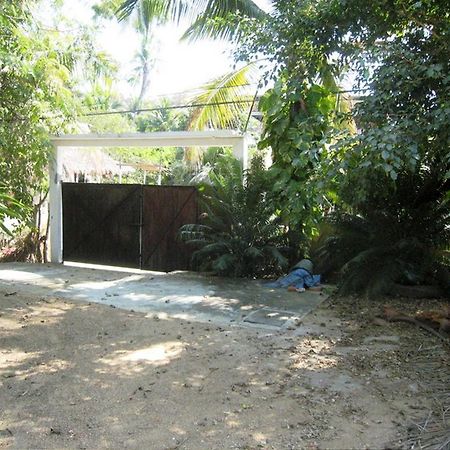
[62,183,141,268]
[141,186,197,272]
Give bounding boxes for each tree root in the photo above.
[382,306,449,343]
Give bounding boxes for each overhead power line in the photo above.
[82,99,255,117]
[145,82,257,99]
[81,88,370,117]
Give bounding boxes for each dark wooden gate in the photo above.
[62,183,198,271]
[62,183,141,268]
[141,186,198,272]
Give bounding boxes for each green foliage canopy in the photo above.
[235,0,450,290]
[179,155,289,277]
[1,1,119,227]
[238,0,450,198]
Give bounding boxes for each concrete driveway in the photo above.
[0,262,328,329]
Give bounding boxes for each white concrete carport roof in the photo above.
[48,131,251,264]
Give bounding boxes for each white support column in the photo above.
[232,134,249,171]
[49,145,63,263]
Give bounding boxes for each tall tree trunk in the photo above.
[135,58,150,109]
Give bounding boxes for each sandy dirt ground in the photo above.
[0,280,449,449]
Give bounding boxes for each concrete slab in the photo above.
[243,307,299,327]
[0,262,328,328]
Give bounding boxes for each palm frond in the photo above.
[316,189,450,297]
[178,153,290,277]
[199,0,266,21]
[116,0,176,22]
[181,13,240,42]
[179,223,213,234]
[116,0,265,28]
[0,188,28,236]
[187,63,257,130]
[191,240,231,267]
[212,253,237,273]
[263,246,289,269]
[181,0,267,41]
[243,246,263,258]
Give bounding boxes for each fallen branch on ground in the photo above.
[382,306,449,343]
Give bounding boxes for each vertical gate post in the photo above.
[232,134,249,171]
[49,145,63,263]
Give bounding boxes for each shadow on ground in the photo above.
[0,287,403,449]
[1,262,445,449]
[0,262,328,328]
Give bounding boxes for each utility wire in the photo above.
[82,99,255,117]
[244,84,261,132]
[81,88,370,117]
[144,82,257,100]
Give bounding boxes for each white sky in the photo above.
[98,19,236,99]
[46,0,272,101]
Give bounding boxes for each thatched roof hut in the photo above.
[60,147,134,182]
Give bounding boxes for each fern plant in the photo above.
[179,155,289,277]
[315,169,450,297]
[0,187,27,237]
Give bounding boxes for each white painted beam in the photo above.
[232,134,249,171]
[48,146,63,263]
[50,131,246,148]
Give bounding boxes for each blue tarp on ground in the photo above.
[266,268,321,290]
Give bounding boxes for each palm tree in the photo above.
[102,0,265,127]
[104,0,352,132]
[187,63,257,130]
[125,0,159,109]
[115,0,267,41]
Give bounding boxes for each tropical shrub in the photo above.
[258,79,347,251]
[315,169,450,297]
[179,155,289,277]
[236,0,450,295]
[0,187,28,237]
[1,1,116,259]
